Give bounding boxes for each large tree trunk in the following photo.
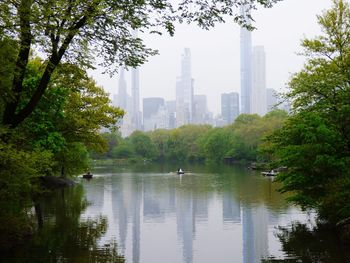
[2,0,33,127]
[2,4,90,129]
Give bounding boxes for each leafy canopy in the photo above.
[271,0,350,223]
[0,0,281,128]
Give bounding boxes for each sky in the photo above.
[89,0,333,115]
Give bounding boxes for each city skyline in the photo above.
[89,0,331,115]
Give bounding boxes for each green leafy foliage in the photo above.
[129,131,157,159]
[98,110,287,164]
[0,0,280,128]
[201,128,232,163]
[270,0,350,223]
[0,55,123,249]
[0,135,53,250]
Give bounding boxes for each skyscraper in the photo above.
[251,46,267,116]
[131,66,141,130]
[143,97,166,131]
[266,88,278,112]
[176,48,194,127]
[240,6,252,114]
[221,92,240,125]
[117,67,128,110]
[116,67,135,137]
[193,95,208,124]
[131,30,141,131]
[166,100,177,129]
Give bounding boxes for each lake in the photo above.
[3,164,348,262]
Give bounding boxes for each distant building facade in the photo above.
[114,68,134,137]
[166,100,177,129]
[117,68,128,110]
[266,88,278,112]
[131,31,142,131]
[131,66,141,130]
[221,92,240,125]
[193,95,209,124]
[176,48,194,127]
[240,6,252,114]
[143,97,166,131]
[251,46,267,116]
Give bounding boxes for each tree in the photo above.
[111,140,134,159]
[201,128,232,163]
[149,129,171,161]
[129,131,157,159]
[271,0,350,223]
[0,0,280,128]
[92,131,123,159]
[15,59,124,175]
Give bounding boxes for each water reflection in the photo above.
[4,165,347,262]
[263,222,350,263]
[1,185,125,263]
[82,165,300,263]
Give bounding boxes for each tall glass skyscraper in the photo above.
[251,46,267,116]
[176,48,194,127]
[131,66,141,130]
[240,6,252,114]
[221,92,239,125]
[131,30,141,130]
[117,67,128,110]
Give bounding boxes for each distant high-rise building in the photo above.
[143,97,164,119]
[251,46,267,116]
[240,6,252,114]
[176,48,194,127]
[115,67,134,137]
[166,100,177,129]
[131,30,141,131]
[193,95,208,124]
[143,97,165,131]
[221,92,240,125]
[131,67,141,130]
[117,67,128,110]
[266,88,278,112]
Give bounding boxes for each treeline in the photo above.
[93,109,288,164]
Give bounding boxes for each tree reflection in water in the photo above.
[1,185,125,263]
[263,222,350,263]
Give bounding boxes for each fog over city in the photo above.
[90,0,331,116]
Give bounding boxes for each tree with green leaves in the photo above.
[271,0,350,223]
[15,58,124,175]
[0,0,280,129]
[129,130,157,159]
[201,127,232,163]
[0,55,124,248]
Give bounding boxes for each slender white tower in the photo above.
[176,48,194,127]
[240,6,252,114]
[131,31,141,130]
[251,46,267,116]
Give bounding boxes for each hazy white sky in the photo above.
[90,0,333,115]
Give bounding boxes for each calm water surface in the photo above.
[4,164,348,263]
